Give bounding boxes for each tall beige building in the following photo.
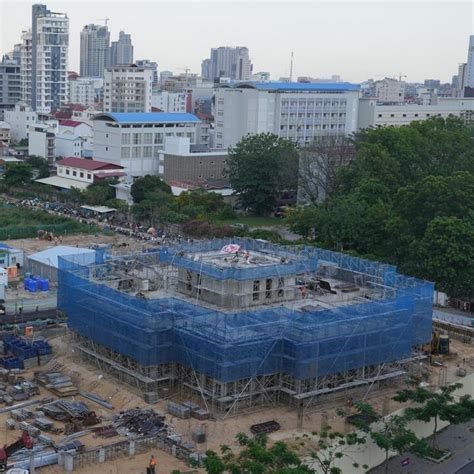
[374,78,406,103]
[103,64,153,113]
[202,46,252,81]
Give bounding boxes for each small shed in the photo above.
[0,267,7,287]
[27,245,96,282]
[0,243,24,269]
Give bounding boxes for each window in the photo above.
[105,147,109,151]
[132,147,141,158]
[121,147,130,158]
[65,169,70,175]
[133,133,142,145]
[121,134,130,145]
[144,133,153,144]
[87,174,91,180]
[143,146,152,158]
[80,172,84,178]
[277,278,284,297]
[73,171,77,176]
[154,133,163,144]
[253,280,260,301]
[265,279,272,299]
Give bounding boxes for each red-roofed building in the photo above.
[35,157,126,191]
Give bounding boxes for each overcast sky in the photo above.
[0,0,472,83]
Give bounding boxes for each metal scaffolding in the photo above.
[58,239,434,416]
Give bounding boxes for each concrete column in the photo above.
[64,453,74,472]
[98,448,106,463]
[129,440,136,456]
[172,445,176,457]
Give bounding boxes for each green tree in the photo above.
[226,133,298,215]
[203,433,313,474]
[351,402,428,474]
[130,175,171,204]
[409,217,474,299]
[393,382,474,454]
[25,155,49,179]
[287,117,474,299]
[4,163,33,186]
[83,180,116,205]
[308,424,367,474]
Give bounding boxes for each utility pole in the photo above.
[289,50,294,82]
[96,17,110,26]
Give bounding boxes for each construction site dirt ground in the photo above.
[0,334,469,473]
[2,233,148,255]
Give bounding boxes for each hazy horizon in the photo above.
[0,0,472,83]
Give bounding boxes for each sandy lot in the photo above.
[0,334,465,473]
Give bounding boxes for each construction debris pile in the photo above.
[42,399,100,430]
[113,408,169,438]
[0,369,40,405]
[168,401,210,420]
[35,371,79,397]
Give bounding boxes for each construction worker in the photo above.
[149,454,157,473]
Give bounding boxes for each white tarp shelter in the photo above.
[27,245,95,282]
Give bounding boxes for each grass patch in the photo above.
[0,203,98,240]
[214,216,283,227]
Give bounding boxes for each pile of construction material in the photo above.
[1,336,53,370]
[250,420,281,435]
[42,399,100,429]
[35,371,78,397]
[113,408,168,437]
[0,370,40,405]
[168,401,209,420]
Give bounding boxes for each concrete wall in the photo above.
[177,269,295,308]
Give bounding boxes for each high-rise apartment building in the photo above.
[203,47,252,82]
[80,24,110,78]
[103,65,153,112]
[201,59,211,81]
[110,31,134,66]
[0,55,22,119]
[20,4,69,113]
[214,82,360,149]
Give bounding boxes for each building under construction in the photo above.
[58,239,433,415]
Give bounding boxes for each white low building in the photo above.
[36,157,126,190]
[28,123,57,162]
[4,102,37,142]
[92,112,201,178]
[55,134,85,159]
[69,77,103,107]
[151,91,188,113]
[0,122,11,145]
[358,97,474,129]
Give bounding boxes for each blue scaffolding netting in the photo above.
[58,240,433,384]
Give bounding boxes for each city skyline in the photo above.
[0,0,472,83]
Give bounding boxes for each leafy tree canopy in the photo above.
[130,175,172,204]
[289,117,474,298]
[4,163,33,186]
[226,133,299,215]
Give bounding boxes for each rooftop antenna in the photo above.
[289,50,294,82]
